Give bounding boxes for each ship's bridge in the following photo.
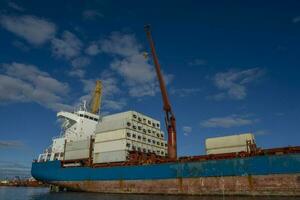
[76,110,99,122]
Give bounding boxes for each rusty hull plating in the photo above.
[52,174,300,196]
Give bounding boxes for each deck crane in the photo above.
[144,25,177,159]
[89,80,103,114]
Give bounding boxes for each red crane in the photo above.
[144,25,177,159]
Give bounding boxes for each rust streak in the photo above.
[248,174,254,190]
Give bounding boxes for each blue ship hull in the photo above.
[31,153,300,195]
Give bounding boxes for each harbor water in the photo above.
[0,187,300,200]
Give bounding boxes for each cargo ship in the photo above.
[31,26,300,196]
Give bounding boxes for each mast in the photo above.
[144,25,177,159]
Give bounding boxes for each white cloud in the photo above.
[103,99,126,111]
[200,114,255,128]
[8,1,25,11]
[0,62,72,111]
[12,40,30,51]
[99,32,173,98]
[51,31,82,59]
[81,71,121,97]
[68,68,85,78]
[275,112,284,117]
[111,54,155,84]
[100,71,122,97]
[292,16,300,23]
[182,126,192,136]
[85,43,100,55]
[71,57,90,69]
[80,71,124,112]
[51,31,90,78]
[82,9,104,20]
[211,68,264,100]
[254,130,270,136]
[110,54,158,97]
[170,88,202,97]
[100,32,141,57]
[0,140,24,148]
[188,59,207,66]
[78,31,173,107]
[69,57,91,78]
[0,14,56,45]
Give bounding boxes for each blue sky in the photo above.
[0,0,300,178]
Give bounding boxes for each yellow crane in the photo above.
[89,80,102,114]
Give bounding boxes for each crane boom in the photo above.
[144,25,177,159]
[90,80,103,114]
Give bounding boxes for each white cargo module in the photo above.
[93,111,168,163]
[64,139,91,160]
[205,133,255,155]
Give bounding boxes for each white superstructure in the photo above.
[38,102,99,162]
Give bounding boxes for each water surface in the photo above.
[0,187,299,200]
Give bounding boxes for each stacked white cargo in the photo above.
[64,139,91,160]
[93,129,127,163]
[93,111,167,163]
[50,137,65,161]
[205,133,255,154]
